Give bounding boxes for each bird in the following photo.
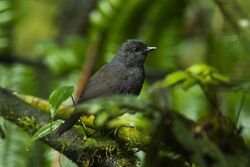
[57,39,156,135]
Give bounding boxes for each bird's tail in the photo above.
[57,112,83,136]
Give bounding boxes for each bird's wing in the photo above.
[58,64,126,135]
[78,63,126,102]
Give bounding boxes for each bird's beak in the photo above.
[146,46,157,52]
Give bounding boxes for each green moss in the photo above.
[17,116,39,133]
[116,126,150,148]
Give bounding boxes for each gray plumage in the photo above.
[57,39,156,135]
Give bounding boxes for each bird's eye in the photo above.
[133,47,140,53]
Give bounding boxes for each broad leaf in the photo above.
[28,120,63,147]
[162,71,188,87]
[49,85,74,119]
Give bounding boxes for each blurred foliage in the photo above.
[0,0,250,166]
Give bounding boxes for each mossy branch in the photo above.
[0,88,151,166]
[0,88,117,166]
[15,92,151,147]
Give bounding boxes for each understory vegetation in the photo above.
[0,0,250,167]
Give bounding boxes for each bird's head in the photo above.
[115,39,156,67]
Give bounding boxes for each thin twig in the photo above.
[235,92,246,126]
[70,95,76,106]
[199,84,222,117]
[75,36,102,102]
[51,151,61,167]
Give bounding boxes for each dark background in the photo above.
[0,0,250,166]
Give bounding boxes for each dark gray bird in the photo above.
[57,39,156,135]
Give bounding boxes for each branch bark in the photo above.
[0,87,115,166]
[0,88,149,166]
[15,92,151,148]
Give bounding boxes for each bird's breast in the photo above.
[121,67,145,95]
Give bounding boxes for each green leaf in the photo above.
[77,96,155,117]
[49,85,74,119]
[182,78,196,90]
[28,120,63,148]
[186,63,217,75]
[185,63,230,86]
[95,112,109,126]
[162,71,188,87]
[212,73,230,83]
